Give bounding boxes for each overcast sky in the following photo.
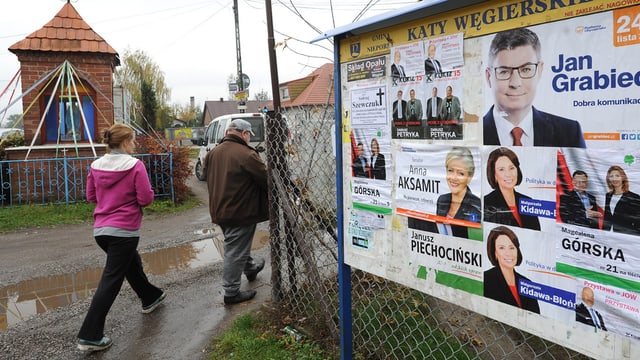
[0,0,416,116]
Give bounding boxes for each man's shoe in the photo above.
[77,336,112,352]
[244,258,265,281]
[224,290,257,305]
[142,292,167,314]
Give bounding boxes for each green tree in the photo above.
[173,102,202,127]
[140,80,158,132]
[114,48,171,129]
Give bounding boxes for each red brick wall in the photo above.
[14,51,117,147]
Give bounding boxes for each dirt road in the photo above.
[0,174,271,360]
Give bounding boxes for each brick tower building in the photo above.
[8,1,119,157]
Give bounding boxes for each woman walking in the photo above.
[77,123,166,352]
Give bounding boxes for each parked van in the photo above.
[194,112,266,181]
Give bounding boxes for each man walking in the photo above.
[205,119,269,304]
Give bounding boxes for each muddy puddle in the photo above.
[0,229,269,332]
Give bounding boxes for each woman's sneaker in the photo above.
[77,336,112,352]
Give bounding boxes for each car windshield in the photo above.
[234,116,264,142]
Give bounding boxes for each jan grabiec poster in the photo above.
[480,7,640,149]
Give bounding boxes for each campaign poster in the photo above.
[573,279,640,340]
[424,71,464,141]
[409,224,483,295]
[350,126,392,214]
[389,44,425,139]
[389,33,465,140]
[482,146,558,234]
[482,225,576,320]
[556,147,640,289]
[481,7,640,149]
[423,32,464,83]
[389,41,424,85]
[396,144,482,239]
[556,146,640,337]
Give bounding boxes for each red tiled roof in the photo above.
[8,2,118,58]
[281,63,334,107]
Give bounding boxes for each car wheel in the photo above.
[195,159,206,181]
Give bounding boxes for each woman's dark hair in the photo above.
[486,147,522,189]
[486,225,522,267]
[102,123,134,151]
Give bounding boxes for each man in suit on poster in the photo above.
[559,170,601,229]
[425,86,442,121]
[392,90,408,123]
[391,50,406,79]
[424,44,443,77]
[575,287,607,331]
[352,142,369,178]
[483,27,585,148]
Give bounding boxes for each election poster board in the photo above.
[338,1,640,358]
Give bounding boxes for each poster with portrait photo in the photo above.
[558,146,640,236]
[350,126,392,214]
[396,144,482,240]
[481,8,640,149]
[389,84,426,140]
[556,147,640,294]
[574,279,640,340]
[557,146,640,338]
[482,146,558,234]
[424,71,464,141]
[482,224,576,321]
[390,42,424,86]
[423,32,464,83]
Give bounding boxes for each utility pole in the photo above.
[233,0,245,112]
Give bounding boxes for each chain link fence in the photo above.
[264,104,592,359]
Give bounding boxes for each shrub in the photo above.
[136,134,192,205]
[0,131,25,160]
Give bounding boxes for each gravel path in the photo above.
[0,174,271,360]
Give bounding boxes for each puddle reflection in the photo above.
[0,238,222,332]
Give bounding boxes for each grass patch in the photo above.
[208,311,335,360]
[352,282,478,360]
[0,192,201,233]
[0,202,96,232]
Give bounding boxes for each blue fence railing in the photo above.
[0,153,174,207]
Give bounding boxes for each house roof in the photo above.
[8,1,119,64]
[202,99,271,123]
[280,63,334,107]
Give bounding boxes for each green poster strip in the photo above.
[436,271,483,296]
[416,266,483,295]
[467,227,483,241]
[417,266,428,280]
[556,262,640,293]
[353,202,392,214]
